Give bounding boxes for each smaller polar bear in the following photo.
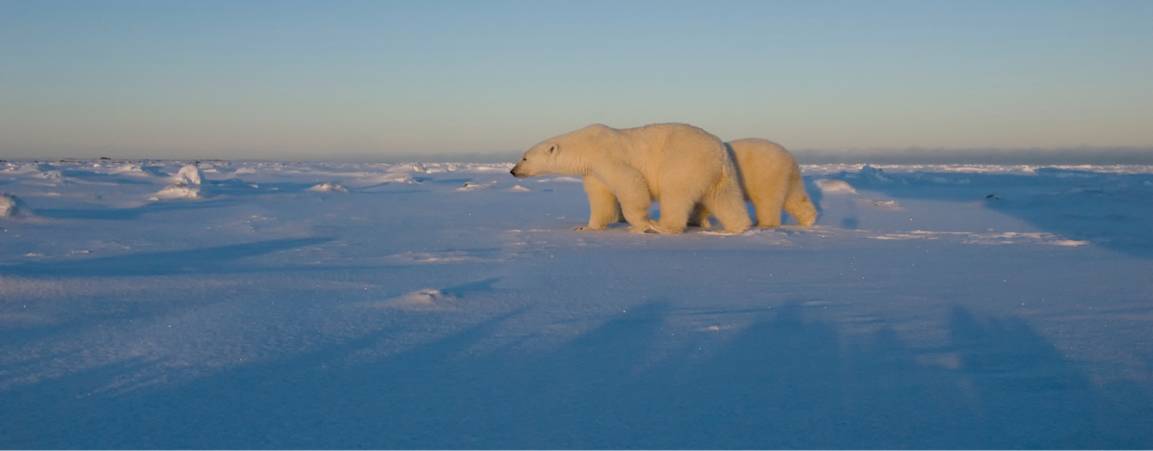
[694,138,817,228]
[510,123,751,234]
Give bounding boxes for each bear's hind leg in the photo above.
[750,188,787,228]
[703,184,753,234]
[784,176,817,227]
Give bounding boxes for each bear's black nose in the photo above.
[509,169,516,176]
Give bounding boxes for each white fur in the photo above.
[511,123,751,234]
[694,139,817,228]
[0,193,25,218]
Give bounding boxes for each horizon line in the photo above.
[5,146,1153,165]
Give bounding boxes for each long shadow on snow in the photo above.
[0,237,335,277]
[831,168,1153,258]
[2,302,1149,449]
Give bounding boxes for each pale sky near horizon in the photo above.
[2,1,1152,160]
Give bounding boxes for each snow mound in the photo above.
[384,288,457,310]
[816,179,857,194]
[508,184,532,192]
[173,164,203,186]
[152,164,207,200]
[0,193,27,217]
[308,182,348,193]
[858,164,892,182]
[151,185,201,200]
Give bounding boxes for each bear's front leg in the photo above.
[579,175,623,231]
[651,188,697,234]
[594,167,655,234]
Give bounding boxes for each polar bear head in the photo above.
[510,124,610,178]
[509,141,561,178]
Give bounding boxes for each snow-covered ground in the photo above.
[1,159,1151,448]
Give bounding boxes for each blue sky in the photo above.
[2,0,1152,159]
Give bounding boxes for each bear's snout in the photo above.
[510,165,524,178]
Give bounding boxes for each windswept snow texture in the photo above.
[2,159,1153,449]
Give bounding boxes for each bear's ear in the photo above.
[547,143,559,154]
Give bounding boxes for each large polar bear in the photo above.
[510,123,751,234]
[694,138,817,228]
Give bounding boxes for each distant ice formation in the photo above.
[815,179,857,194]
[152,164,204,200]
[0,193,26,217]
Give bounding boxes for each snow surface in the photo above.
[1,159,1152,448]
[150,184,201,201]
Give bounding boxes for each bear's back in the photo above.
[728,138,797,172]
[618,123,725,158]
